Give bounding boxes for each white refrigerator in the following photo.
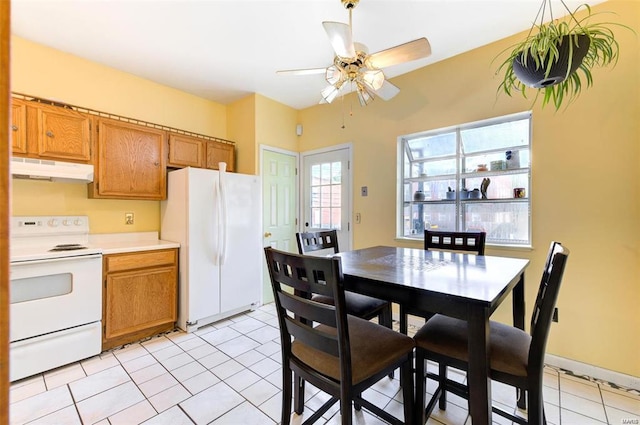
[160,164,262,332]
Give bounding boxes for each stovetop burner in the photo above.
[49,244,88,252]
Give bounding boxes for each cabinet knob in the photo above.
[46,130,54,138]
[153,161,160,166]
[11,125,18,131]
[264,232,272,238]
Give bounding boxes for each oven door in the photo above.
[10,254,102,342]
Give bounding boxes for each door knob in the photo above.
[264,232,272,237]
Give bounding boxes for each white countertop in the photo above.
[88,232,180,255]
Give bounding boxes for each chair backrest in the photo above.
[296,230,340,255]
[424,230,486,255]
[528,242,569,372]
[264,246,353,381]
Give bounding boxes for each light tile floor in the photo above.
[9,304,640,425]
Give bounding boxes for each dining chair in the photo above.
[413,241,569,425]
[264,247,415,425]
[296,231,393,332]
[398,230,486,335]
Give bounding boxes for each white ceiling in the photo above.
[11,0,606,110]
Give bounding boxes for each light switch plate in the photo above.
[361,186,368,196]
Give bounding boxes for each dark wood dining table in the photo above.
[335,245,530,425]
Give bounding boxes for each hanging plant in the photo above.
[495,2,633,110]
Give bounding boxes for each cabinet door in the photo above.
[10,99,27,154]
[104,266,177,342]
[168,133,204,168]
[205,140,235,172]
[91,119,166,199]
[36,103,91,161]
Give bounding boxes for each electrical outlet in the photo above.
[125,212,134,225]
[552,307,558,322]
[361,186,368,196]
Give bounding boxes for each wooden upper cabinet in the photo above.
[10,98,91,162]
[10,98,27,154]
[167,133,204,168]
[89,118,166,200]
[36,103,91,161]
[205,140,235,172]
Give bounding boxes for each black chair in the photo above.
[414,242,569,425]
[264,247,415,425]
[296,231,393,333]
[399,230,486,335]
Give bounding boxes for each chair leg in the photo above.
[438,363,447,410]
[401,357,415,425]
[294,373,305,415]
[340,388,353,425]
[415,350,426,425]
[281,366,292,425]
[528,381,544,425]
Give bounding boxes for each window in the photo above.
[398,112,531,246]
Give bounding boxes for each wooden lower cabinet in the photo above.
[102,249,178,350]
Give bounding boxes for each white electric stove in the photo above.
[9,216,103,381]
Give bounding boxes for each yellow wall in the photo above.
[298,0,640,376]
[255,94,299,153]
[9,1,639,377]
[10,36,230,233]
[227,95,257,174]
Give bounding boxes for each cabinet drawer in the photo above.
[104,249,176,272]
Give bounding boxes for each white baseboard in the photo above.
[545,354,640,391]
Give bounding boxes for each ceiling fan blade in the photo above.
[375,80,400,101]
[276,68,327,76]
[367,38,432,69]
[322,21,356,59]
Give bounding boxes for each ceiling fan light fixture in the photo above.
[321,83,344,104]
[325,65,345,85]
[360,68,385,91]
[356,83,375,106]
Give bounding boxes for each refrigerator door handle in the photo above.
[218,162,228,265]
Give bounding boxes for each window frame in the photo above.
[397,111,532,247]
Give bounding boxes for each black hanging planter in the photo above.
[513,34,591,88]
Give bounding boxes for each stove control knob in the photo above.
[48,219,59,227]
[74,219,83,226]
[63,220,72,226]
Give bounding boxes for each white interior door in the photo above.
[261,147,298,304]
[301,145,352,251]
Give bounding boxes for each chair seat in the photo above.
[414,314,531,377]
[312,291,388,318]
[292,315,414,385]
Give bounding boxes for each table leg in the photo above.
[512,272,525,330]
[512,272,527,409]
[467,306,491,425]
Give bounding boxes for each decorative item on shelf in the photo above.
[476,164,488,172]
[480,178,491,199]
[490,160,506,171]
[445,186,456,200]
[494,1,632,110]
[413,190,426,201]
[514,187,526,198]
[469,189,481,199]
[506,150,520,169]
[460,188,469,199]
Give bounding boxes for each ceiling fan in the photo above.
[277,0,432,106]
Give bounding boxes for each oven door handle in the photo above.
[11,254,102,266]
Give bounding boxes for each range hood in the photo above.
[10,157,94,183]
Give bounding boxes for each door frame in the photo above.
[300,142,353,251]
